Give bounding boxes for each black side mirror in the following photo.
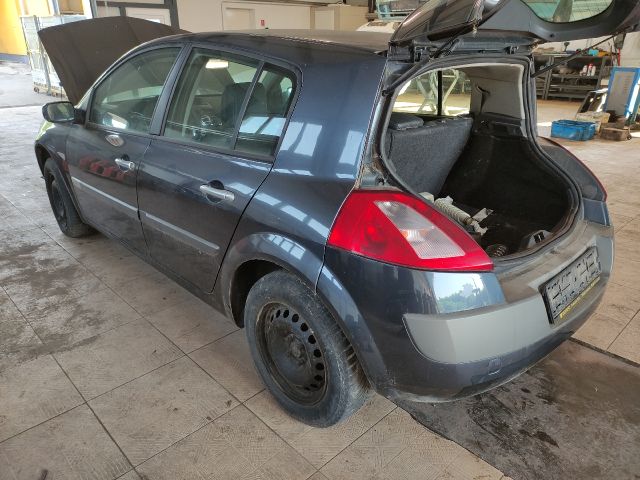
[42,101,78,123]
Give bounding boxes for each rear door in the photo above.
[390,0,640,47]
[66,46,181,253]
[137,47,296,292]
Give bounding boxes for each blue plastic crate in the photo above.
[551,120,597,141]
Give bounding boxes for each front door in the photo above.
[67,47,181,253]
[137,47,296,291]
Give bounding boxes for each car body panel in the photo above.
[66,124,150,253]
[138,139,272,292]
[318,218,612,401]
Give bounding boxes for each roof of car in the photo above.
[164,30,392,54]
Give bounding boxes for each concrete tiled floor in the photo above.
[0,100,638,480]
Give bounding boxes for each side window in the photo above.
[164,48,260,150]
[235,65,295,156]
[394,68,471,117]
[89,48,180,133]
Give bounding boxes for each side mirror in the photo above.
[42,101,79,123]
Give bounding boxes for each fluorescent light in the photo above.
[206,59,229,69]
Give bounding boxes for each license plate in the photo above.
[543,248,601,324]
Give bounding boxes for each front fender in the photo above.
[34,121,78,208]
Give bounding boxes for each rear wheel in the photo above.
[245,270,370,426]
[43,158,94,238]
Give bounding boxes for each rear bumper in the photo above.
[317,221,613,402]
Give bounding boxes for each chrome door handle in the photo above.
[114,157,135,171]
[200,184,234,202]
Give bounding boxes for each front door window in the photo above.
[89,48,180,133]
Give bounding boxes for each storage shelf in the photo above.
[534,53,613,101]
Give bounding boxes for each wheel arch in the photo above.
[218,232,327,328]
[35,143,50,174]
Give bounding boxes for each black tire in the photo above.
[245,270,370,427]
[43,158,94,238]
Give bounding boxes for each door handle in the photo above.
[200,184,235,203]
[114,157,135,171]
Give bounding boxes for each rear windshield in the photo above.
[522,0,613,23]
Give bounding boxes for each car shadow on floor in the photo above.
[400,340,640,480]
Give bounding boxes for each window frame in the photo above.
[155,43,300,164]
[85,44,186,139]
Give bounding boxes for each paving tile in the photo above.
[322,409,426,478]
[25,288,142,351]
[435,453,503,480]
[610,258,640,292]
[90,356,238,465]
[309,473,329,480]
[573,312,632,350]
[608,313,640,364]
[149,298,237,353]
[111,272,196,317]
[595,283,640,325]
[137,405,315,480]
[0,405,131,480]
[610,213,634,230]
[0,355,83,442]
[55,319,182,399]
[84,252,159,288]
[1,244,104,318]
[245,390,314,441]
[0,289,43,371]
[190,329,263,401]
[613,237,640,264]
[117,471,142,480]
[246,391,395,468]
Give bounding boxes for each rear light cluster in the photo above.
[327,190,493,272]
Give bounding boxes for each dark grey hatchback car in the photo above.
[35,0,637,426]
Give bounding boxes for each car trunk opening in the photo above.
[379,60,574,259]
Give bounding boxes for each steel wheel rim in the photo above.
[256,302,327,405]
[50,180,67,227]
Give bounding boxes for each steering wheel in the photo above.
[192,114,222,141]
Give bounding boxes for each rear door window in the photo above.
[163,48,295,157]
[90,48,180,134]
[163,48,260,150]
[521,0,613,22]
[235,65,295,156]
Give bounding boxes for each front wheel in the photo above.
[245,270,370,427]
[43,158,94,238]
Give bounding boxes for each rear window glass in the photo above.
[522,0,613,23]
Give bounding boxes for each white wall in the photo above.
[222,1,311,30]
[177,0,223,32]
[621,32,640,67]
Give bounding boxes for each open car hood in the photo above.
[391,0,640,48]
[38,16,187,104]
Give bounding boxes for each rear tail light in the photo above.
[327,190,493,272]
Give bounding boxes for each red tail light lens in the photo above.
[327,190,493,272]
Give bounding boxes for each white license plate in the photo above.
[543,248,601,323]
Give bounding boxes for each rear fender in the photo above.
[216,232,325,320]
